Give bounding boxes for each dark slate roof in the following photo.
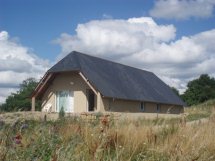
[48,51,185,106]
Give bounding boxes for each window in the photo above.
[157,104,161,113]
[56,90,74,113]
[140,102,145,111]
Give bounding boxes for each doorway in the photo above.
[56,90,74,113]
[87,89,95,111]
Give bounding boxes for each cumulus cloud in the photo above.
[121,29,215,91]
[54,17,176,59]
[0,31,50,103]
[149,0,215,20]
[55,17,215,93]
[0,87,18,103]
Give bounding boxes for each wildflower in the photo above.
[15,134,22,140]
[101,115,109,127]
[14,134,22,145]
[15,139,21,145]
[20,123,29,131]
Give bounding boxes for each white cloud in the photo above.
[55,17,215,93]
[0,31,50,103]
[149,0,215,20]
[54,17,176,59]
[0,87,18,103]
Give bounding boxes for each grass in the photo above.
[0,99,215,161]
[0,116,215,160]
[185,99,215,121]
[186,113,210,122]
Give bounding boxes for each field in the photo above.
[0,100,215,161]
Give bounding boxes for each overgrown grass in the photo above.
[185,99,215,121]
[1,112,215,161]
[186,113,210,121]
[0,100,215,160]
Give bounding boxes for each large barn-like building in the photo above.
[31,51,185,114]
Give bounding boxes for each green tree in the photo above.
[182,74,215,106]
[0,78,41,112]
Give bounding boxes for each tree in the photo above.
[182,74,215,106]
[0,78,41,112]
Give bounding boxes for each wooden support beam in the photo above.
[31,97,35,112]
[78,72,97,94]
[33,73,53,98]
[96,92,102,112]
[33,72,48,93]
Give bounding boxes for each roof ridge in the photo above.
[71,51,153,74]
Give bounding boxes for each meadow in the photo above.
[0,100,215,161]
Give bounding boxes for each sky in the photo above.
[0,0,215,103]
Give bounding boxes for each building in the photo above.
[31,51,185,114]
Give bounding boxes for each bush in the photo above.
[59,107,65,119]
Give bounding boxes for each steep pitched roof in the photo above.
[48,51,185,106]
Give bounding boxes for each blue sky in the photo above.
[0,0,153,60]
[0,0,215,102]
[1,0,214,60]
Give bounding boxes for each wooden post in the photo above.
[31,97,35,112]
[96,92,101,112]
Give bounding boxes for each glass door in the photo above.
[56,90,74,113]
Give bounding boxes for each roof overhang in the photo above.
[31,70,99,99]
[31,72,56,99]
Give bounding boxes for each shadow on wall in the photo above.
[41,92,55,112]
